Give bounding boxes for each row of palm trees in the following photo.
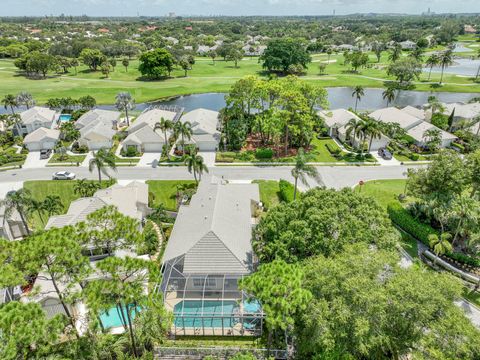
[0,188,63,233]
[2,92,36,114]
[352,84,398,110]
[425,49,454,84]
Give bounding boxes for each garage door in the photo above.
[42,141,56,150]
[197,141,218,151]
[144,142,164,152]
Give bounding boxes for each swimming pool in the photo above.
[59,114,72,122]
[99,304,140,329]
[173,300,262,329]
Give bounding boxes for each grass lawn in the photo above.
[165,335,264,349]
[463,287,480,308]
[115,156,140,165]
[48,153,86,164]
[1,50,480,105]
[146,180,196,211]
[252,180,282,210]
[23,180,112,230]
[358,179,407,208]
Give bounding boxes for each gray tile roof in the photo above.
[20,106,58,125]
[163,178,259,275]
[76,109,121,129]
[23,127,60,143]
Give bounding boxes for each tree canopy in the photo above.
[260,38,311,74]
[138,48,175,79]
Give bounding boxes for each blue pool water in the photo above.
[100,304,140,329]
[59,114,72,122]
[173,300,262,329]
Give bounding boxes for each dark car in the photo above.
[40,149,52,159]
[378,148,393,160]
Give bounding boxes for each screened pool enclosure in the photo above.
[159,258,264,336]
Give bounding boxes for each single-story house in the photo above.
[319,109,390,151]
[23,127,60,151]
[406,121,457,148]
[400,40,417,50]
[441,102,480,133]
[15,106,59,136]
[401,105,430,122]
[76,109,121,150]
[369,107,424,130]
[177,108,221,151]
[123,108,178,153]
[160,177,263,336]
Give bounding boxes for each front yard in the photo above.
[47,153,86,165]
[216,138,376,164]
[146,180,197,211]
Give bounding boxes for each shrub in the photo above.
[279,179,295,202]
[216,152,236,163]
[255,148,274,160]
[71,142,88,153]
[325,143,341,155]
[125,146,140,157]
[387,202,438,245]
[450,142,465,153]
[409,153,420,161]
[138,221,159,255]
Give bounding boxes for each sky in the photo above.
[1,0,480,17]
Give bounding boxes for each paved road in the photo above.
[0,164,414,190]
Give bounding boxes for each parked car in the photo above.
[378,148,393,160]
[40,149,52,159]
[52,171,76,180]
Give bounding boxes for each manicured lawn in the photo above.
[1,50,480,106]
[115,156,140,165]
[146,180,197,211]
[359,179,407,209]
[463,287,480,308]
[23,180,112,229]
[252,180,282,210]
[48,153,86,164]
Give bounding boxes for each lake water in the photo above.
[2,88,479,115]
[427,58,480,77]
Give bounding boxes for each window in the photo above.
[193,278,204,288]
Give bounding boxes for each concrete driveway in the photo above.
[137,153,161,167]
[23,151,51,169]
[198,151,216,167]
[370,151,401,166]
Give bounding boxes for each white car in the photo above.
[52,171,76,180]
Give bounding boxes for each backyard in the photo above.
[145,180,197,211]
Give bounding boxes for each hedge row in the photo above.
[255,148,274,159]
[279,179,295,203]
[325,143,341,155]
[387,202,480,267]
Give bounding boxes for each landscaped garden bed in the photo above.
[47,153,86,165]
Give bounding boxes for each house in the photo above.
[15,106,59,136]
[23,127,60,151]
[31,182,150,323]
[242,45,267,56]
[319,109,390,151]
[401,105,430,122]
[0,206,28,241]
[464,25,477,34]
[178,108,221,151]
[441,102,480,132]
[160,178,264,336]
[123,108,179,153]
[400,40,417,50]
[369,107,424,130]
[76,109,120,150]
[406,121,457,148]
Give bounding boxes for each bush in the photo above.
[279,179,295,202]
[409,153,420,161]
[138,221,159,255]
[216,152,236,163]
[122,146,140,157]
[387,202,438,245]
[450,142,465,153]
[255,148,274,160]
[325,143,341,155]
[71,142,88,153]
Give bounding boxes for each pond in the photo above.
[452,43,474,53]
[2,88,479,115]
[426,58,480,77]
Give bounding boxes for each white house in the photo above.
[441,102,480,133]
[401,105,431,122]
[407,121,457,148]
[400,40,417,50]
[178,108,221,151]
[23,127,60,151]
[123,108,178,153]
[15,107,59,135]
[76,109,120,150]
[0,206,28,241]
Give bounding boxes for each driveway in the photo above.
[137,153,161,168]
[23,151,51,169]
[0,182,23,199]
[370,151,401,166]
[198,151,216,167]
[80,152,94,168]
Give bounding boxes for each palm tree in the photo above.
[0,189,32,235]
[2,94,18,115]
[42,195,63,218]
[425,54,440,81]
[184,150,209,184]
[428,233,452,266]
[27,199,46,227]
[438,50,453,85]
[154,117,174,158]
[115,92,135,127]
[89,148,117,183]
[291,148,321,200]
[451,195,477,248]
[364,119,383,152]
[382,86,396,107]
[351,86,364,112]
[174,121,193,155]
[16,91,35,109]
[345,118,364,151]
